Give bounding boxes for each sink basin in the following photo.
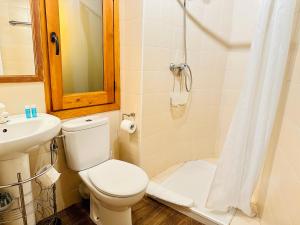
[0,113,61,157]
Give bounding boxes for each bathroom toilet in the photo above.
[62,116,149,225]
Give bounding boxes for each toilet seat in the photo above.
[88,159,149,198]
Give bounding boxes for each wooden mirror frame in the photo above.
[43,0,120,119]
[45,0,115,111]
[0,0,45,83]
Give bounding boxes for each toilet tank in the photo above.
[62,116,110,171]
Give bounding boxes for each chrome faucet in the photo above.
[169,63,189,72]
[0,103,9,124]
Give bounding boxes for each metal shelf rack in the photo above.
[0,138,62,225]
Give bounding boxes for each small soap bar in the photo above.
[25,105,31,119]
[31,105,38,118]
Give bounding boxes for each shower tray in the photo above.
[146,160,235,225]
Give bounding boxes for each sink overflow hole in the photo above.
[2,129,8,133]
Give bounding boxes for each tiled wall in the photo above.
[214,0,260,155]
[0,82,46,113]
[0,0,35,75]
[214,49,249,155]
[137,0,237,177]
[118,0,143,165]
[118,0,261,177]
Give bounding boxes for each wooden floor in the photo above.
[132,197,204,225]
[56,197,204,225]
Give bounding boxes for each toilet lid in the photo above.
[88,160,149,197]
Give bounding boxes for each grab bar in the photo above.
[9,20,32,26]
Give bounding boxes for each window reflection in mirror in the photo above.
[0,0,35,76]
[58,0,104,95]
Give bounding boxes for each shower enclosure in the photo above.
[119,0,297,224]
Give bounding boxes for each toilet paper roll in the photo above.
[36,165,61,188]
[120,119,137,134]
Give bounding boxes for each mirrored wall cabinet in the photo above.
[0,0,120,119]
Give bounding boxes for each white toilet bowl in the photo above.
[79,159,149,225]
[62,116,149,225]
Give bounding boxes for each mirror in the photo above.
[58,0,104,95]
[45,0,115,111]
[0,0,43,82]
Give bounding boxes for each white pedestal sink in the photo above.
[0,113,61,225]
[0,113,61,157]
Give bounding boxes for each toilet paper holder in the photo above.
[122,113,136,120]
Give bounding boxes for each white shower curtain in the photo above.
[206,0,296,216]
